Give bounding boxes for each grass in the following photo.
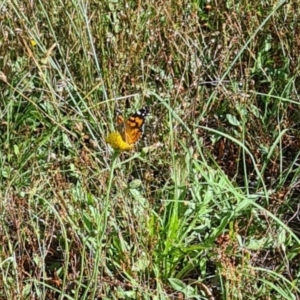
[1,0,300,299]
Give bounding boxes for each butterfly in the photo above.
[106,107,149,151]
[116,106,149,144]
